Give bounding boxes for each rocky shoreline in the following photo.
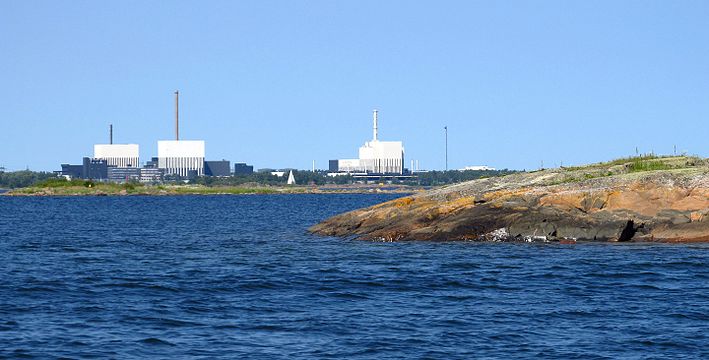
[310,157,709,243]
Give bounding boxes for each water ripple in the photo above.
[0,194,707,359]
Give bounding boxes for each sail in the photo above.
[287,170,296,185]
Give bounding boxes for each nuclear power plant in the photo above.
[57,91,252,182]
[157,91,206,177]
[94,143,140,168]
[93,125,140,168]
[56,94,413,183]
[329,110,406,175]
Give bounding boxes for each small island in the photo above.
[310,156,709,243]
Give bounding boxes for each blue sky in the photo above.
[1,1,708,171]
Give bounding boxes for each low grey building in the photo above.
[60,164,84,179]
[140,168,163,183]
[145,157,159,168]
[234,163,254,175]
[108,167,140,183]
[83,157,108,180]
[59,158,108,180]
[205,160,231,177]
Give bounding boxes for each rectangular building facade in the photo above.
[108,167,140,183]
[60,164,83,179]
[145,157,159,168]
[358,140,405,174]
[157,140,205,177]
[205,160,231,177]
[59,159,108,180]
[79,157,108,180]
[140,168,163,183]
[234,163,254,175]
[94,144,140,168]
[336,159,364,173]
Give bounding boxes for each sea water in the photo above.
[0,194,707,359]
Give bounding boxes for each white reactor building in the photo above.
[94,125,140,167]
[157,91,205,177]
[158,140,205,177]
[334,110,405,174]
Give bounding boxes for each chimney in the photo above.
[175,90,179,141]
[109,124,113,144]
[372,109,378,141]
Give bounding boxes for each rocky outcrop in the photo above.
[310,158,709,242]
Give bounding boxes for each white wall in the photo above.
[94,144,140,167]
[359,140,404,161]
[338,159,362,172]
[94,144,139,158]
[357,140,405,174]
[157,140,205,177]
[157,140,205,158]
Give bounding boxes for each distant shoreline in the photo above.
[2,184,423,197]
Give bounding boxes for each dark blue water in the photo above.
[1,194,707,359]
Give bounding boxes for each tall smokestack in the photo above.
[373,109,378,141]
[109,124,113,144]
[175,90,179,141]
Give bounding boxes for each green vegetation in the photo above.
[168,186,281,195]
[8,182,288,196]
[560,155,702,173]
[542,155,707,186]
[598,155,661,167]
[8,155,702,196]
[626,158,673,173]
[569,155,705,171]
[191,171,335,186]
[181,169,515,188]
[11,179,146,195]
[402,169,517,186]
[35,178,91,187]
[0,170,56,188]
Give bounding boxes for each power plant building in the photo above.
[331,110,405,174]
[56,91,257,182]
[205,160,231,177]
[157,91,206,177]
[234,163,254,175]
[108,167,140,182]
[94,144,140,168]
[60,157,109,180]
[158,140,205,177]
[140,168,164,183]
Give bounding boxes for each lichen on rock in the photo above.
[310,156,709,243]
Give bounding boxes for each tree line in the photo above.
[0,169,517,189]
[191,169,516,186]
[0,170,57,188]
